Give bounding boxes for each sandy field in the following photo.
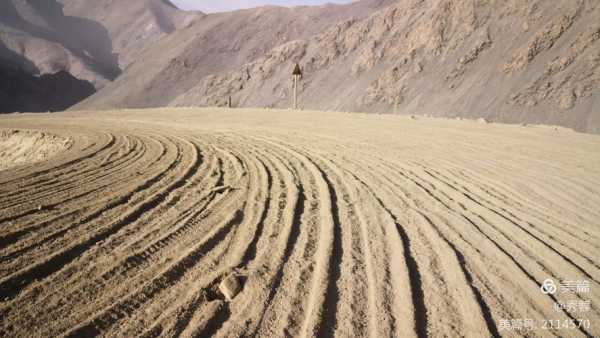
[0,108,599,337]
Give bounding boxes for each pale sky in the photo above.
[172,0,354,13]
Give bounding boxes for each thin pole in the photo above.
[293,75,298,110]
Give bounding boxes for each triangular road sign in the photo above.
[292,63,302,76]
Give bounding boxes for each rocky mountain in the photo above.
[0,0,200,114]
[72,0,393,109]
[0,0,198,88]
[166,0,599,133]
[57,0,200,70]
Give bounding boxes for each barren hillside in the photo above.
[57,0,200,69]
[1,0,598,130]
[166,0,600,132]
[74,0,600,132]
[73,0,393,109]
[0,0,202,114]
[0,0,199,88]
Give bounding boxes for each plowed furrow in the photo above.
[0,134,164,232]
[45,182,246,337]
[59,139,255,337]
[0,136,154,252]
[205,135,308,337]
[361,157,574,335]
[2,109,598,338]
[237,138,321,338]
[72,187,251,335]
[441,160,600,243]
[0,135,178,275]
[368,157,596,337]
[344,155,560,336]
[334,160,426,338]
[450,157,600,226]
[380,159,585,283]
[63,209,245,337]
[324,151,488,337]
[0,134,139,209]
[240,137,334,338]
[283,146,373,338]
[0,135,192,299]
[185,139,276,337]
[417,165,600,280]
[0,130,113,187]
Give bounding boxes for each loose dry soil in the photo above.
[0,129,71,170]
[0,108,599,338]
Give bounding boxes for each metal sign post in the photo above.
[292,63,302,110]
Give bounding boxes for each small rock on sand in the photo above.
[219,274,241,301]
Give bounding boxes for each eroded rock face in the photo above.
[74,0,393,110]
[503,12,579,73]
[168,0,599,133]
[5,0,597,132]
[0,0,203,112]
[0,0,198,88]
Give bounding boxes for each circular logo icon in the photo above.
[540,278,557,295]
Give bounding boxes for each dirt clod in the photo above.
[219,274,242,301]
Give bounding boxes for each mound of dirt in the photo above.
[0,128,71,170]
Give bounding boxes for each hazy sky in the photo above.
[172,0,353,13]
